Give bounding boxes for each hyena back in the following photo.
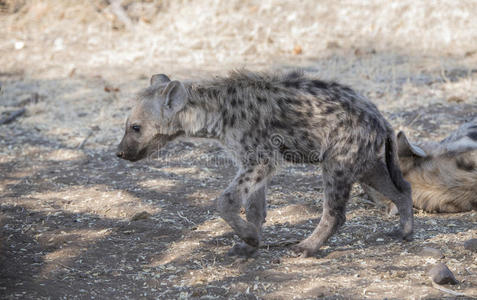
[117,70,413,257]
[368,117,477,213]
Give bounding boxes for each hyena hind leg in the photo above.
[227,186,267,257]
[360,160,413,240]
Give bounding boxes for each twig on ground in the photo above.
[264,239,300,248]
[431,281,466,297]
[0,108,26,125]
[78,130,93,149]
[177,211,196,225]
[405,111,423,127]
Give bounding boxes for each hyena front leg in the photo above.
[228,185,267,257]
[217,165,272,253]
[294,166,352,257]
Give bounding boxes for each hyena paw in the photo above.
[240,224,260,247]
[242,235,260,248]
[227,242,258,257]
[291,241,318,258]
[388,228,413,241]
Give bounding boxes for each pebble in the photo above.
[429,263,458,285]
[131,211,151,221]
[418,247,444,259]
[464,239,477,252]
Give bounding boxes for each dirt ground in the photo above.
[1,1,477,299]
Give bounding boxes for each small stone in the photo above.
[464,239,477,252]
[293,45,302,55]
[429,263,458,285]
[446,96,464,103]
[131,211,151,221]
[14,41,25,50]
[419,247,444,258]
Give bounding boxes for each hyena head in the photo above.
[116,74,187,162]
[397,116,477,173]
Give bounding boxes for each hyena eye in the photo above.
[131,124,141,132]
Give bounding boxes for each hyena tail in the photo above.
[385,130,408,193]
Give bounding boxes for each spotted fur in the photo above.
[117,70,413,257]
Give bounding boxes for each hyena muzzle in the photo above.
[116,70,414,257]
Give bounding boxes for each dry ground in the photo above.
[1,1,476,299]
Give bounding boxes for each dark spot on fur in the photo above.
[285,71,303,79]
[238,179,244,184]
[311,80,328,89]
[293,119,308,128]
[227,86,235,95]
[257,96,267,104]
[208,89,219,98]
[340,101,352,112]
[244,188,249,194]
[288,128,295,136]
[468,132,477,141]
[283,79,301,89]
[245,177,250,181]
[256,176,262,183]
[238,99,244,106]
[241,110,247,119]
[246,168,253,173]
[271,120,287,129]
[248,103,254,110]
[285,97,301,106]
[335,170,344,177]
[229,114,236,127]
[456,157,475,171]
[231,99,237,107]
[324,106,335,114]
[307,111,313,117]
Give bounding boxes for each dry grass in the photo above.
[1,0,477,77]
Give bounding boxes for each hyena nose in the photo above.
[116,151,124,158]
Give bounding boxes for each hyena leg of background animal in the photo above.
[362,184,399,215]
[227,185,267,257]
[359,161,413,240]
[217,167,271,249]
[294,169,351,257]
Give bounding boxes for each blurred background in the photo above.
[1,0,477,76]
[1,1,477,299]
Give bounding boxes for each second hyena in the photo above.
[116,70,413,257]
[367,116,477,213]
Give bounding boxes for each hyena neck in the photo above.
[177,83,223,139]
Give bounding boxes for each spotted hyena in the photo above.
[367,116,477,213]
[116,70,413,257]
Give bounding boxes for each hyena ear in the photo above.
[397,131,427,158]
[161,80,187,117]
[150,74,171,86]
